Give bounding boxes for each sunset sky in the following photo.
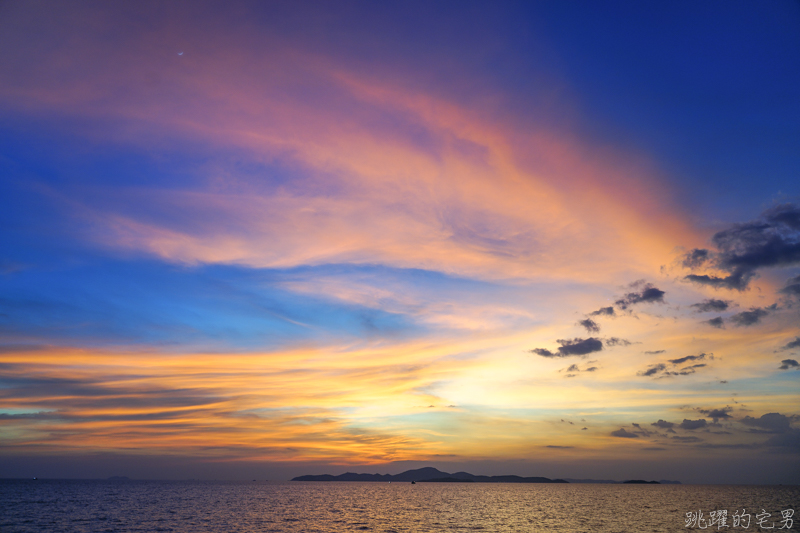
[1,1,799,484]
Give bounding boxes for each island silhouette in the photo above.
[292,467,679,484]
[293,467,567,483]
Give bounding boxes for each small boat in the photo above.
[411,481,416,484]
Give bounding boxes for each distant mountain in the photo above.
[292,467,567,483]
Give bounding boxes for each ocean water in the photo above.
[0,480,797,532]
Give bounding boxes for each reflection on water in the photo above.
[0,480,797,532]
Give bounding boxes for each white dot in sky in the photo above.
[178,52,184,56]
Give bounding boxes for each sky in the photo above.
[0,0,799,484]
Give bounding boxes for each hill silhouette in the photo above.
[292,467,567,483]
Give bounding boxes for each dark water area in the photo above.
[0,479,797,532]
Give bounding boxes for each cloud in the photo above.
[561,363,599,376]
[740,413,793,433]
[780,275,800,297]
[589,307,615,317]
[651,419,674,429]
[579,318,600,333]
[763,431,800,451]
[610,428,639,438]
[644,350,665,354]
[614,283,665,310]
[699,407,732,421]
[680,419,707,430]
[531,337,603,358]
[682,204,800,290]
[661,365,704,376]
[668,353,709,365]
[779,359,799,370]
[605,337,631,347]
[779,337,800,351]
[682,248,710,269]
[671,435,703,443]
[638,354,711,378]
[729,305,775,327]
[557,337,603,357]
[638,363,666,377]
[690,299,730,313]
[706,317,725,329]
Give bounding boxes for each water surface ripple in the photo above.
[0,480,797,532]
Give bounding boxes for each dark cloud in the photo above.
[680,419,707,430]
[638,363,666,377]
[545,445,573,449]
[651,419,674,429]
[579,318,600,333]
[615,283,665,310]
[605,337,631,347]
[589,306,615,317]
[682,248,711,269]
[682,204,800,291]
[779,337,800,351]
[644,350,665,354]
[699,407,732,421]
[639,354,711,378]
[610,428,638,438]
[779,359,799,370]
[729,305,775,327]
[662,366,703,377]
[532,337,603,358]
[706,317,725,328]
[780,274,800,297]
[560,362,598,376]
[555,337,603,356]
[684,271,752,291]
[672,435,703,443]
[0,411,60,420]
[740,413,793,433]
[763,431,800,451]
[668,353,709,365]
[690,299,730,313]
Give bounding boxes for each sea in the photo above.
[0,479,797,532]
